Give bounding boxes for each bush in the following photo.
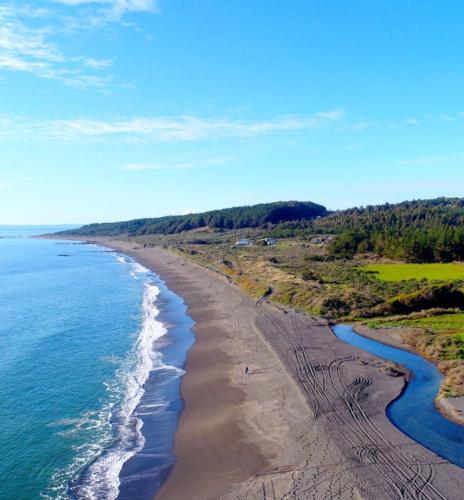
[320,297,351,316]
[302,269,317,281]
[328,231,365,258]
[381,284,464,315]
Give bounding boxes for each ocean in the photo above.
[0,226,194,499]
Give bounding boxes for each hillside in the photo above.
[58,197,464,263]
[58,201,327,237]
[264,198,464,262]
[315,197,464,232]
[316,198,464,262]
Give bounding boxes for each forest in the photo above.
[60,201,327,236]
[319,198,464,262]
[59,198,464,263]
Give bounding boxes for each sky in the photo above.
[1,0,464,224]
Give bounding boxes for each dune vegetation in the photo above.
[59,197,464,396]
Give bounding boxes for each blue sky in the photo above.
[1,0,464,224]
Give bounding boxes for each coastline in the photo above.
[353,324,464,425]
[116,269,195,499]
[47,236,464,498]
[102,240,314,500]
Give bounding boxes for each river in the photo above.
[333,325,464,468]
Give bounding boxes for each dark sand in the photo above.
[93,240,464,499]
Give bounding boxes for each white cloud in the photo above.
[438,113,455,122]
[0,6,113,88]
[0,23,61,62]
[349,120,370,132]
[351,178,464,196]
[0,110,344,143]
[405,118,420,126]
[79,57,113,69]
[53,0,159,20]
[122,156,232,171]
[424,112,460,123]
[123,163,162,171]
[392,154,464,167]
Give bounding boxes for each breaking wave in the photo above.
[72,283,166,499]
[43,277,175,500]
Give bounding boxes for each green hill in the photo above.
[315,198,464,262]
[58,201,327,237]
[263,198,464,262]
[57,197,464,262]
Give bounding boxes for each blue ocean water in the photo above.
[0,227,194,499]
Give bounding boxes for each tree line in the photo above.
[60,197,464,262]
[59,201,327,237]
[322,198,464,262]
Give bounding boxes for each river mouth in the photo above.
[332,325,464,468]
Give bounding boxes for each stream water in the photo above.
[333,325,464,468]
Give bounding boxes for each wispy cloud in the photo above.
[349,178,464,196]
[392,154,464,167]
[0,5,113,88]
[348,120,370,132]
[437,113,455,122]
[0,110,344,143]
[0,1,159,89]
[405,117,420,126]
[53,0,159,21]
[424,112,461,123]
[122,156,233,171]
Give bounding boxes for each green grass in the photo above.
[366,313,464,363]
[361,263,464,282]
[367,313,464,332]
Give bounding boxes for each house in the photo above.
[310,235,335,246]
[264,238,277,246]
[235,239,250,246]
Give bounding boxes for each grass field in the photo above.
[361,263,464,282]
[365,312,464,395]
[367,313,464,333]
[132,231,464,395]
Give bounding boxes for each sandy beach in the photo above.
[92,239,464,499]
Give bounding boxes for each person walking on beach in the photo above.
[245,366,249,375]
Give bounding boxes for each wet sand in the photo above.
[92,240,464,498]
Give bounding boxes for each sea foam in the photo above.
[116,253,149,280]
[70,282,167,500]
[43,252,182,500]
